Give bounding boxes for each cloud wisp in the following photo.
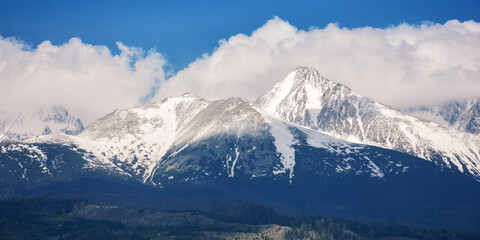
[156,17,480,108]
[0,37,167,124]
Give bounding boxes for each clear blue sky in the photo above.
[1,0,479,71]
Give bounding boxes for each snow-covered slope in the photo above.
[0,106,84,142]
[403,98,480,135]
[19,94,407,185]
[72,93,210,182]
[3,74,480,229]
[5,75,480,184]
[148,97,300,184]
[255,67,480,178]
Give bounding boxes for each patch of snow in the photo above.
[269,119,296,183]
[3,143,50,176]
[252,173,267,178]
[364,156,384,178]
[335,164,352,173]
[228,145,240,178]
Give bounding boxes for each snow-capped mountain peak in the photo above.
[3,93,480,231]
[256,67,480,179]
[23,92,390,185]
[3,68,480,186]
[256,66,347,116]
[0,106,84,142]
[73,93,210,181]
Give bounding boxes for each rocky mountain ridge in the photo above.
[3,68,480,229]
[256,67,480,178]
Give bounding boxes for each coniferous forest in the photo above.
[1,198,479,240]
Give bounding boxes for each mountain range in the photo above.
[402,97,480,135]
[256,67,480,178]
[1,67,480,230]
[0,106,84,142]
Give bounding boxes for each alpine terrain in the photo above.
[0,106,84,142]
[1,68,480,230]
[402,97,480,135]
[256,67,480,179]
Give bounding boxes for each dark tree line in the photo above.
[203,203,480,240]
[1,199,479,240]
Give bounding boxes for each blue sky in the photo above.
[1,0,479,71]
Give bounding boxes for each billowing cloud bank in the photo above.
[0,37,167,124]
[1,17,479,126]
[156,17,480,108]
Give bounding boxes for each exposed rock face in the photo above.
[3,70,480,229]
[256,67,480,178]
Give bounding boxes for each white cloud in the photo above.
[0,37,167,125]
[2,18,479,127]
[156,17,480,108]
